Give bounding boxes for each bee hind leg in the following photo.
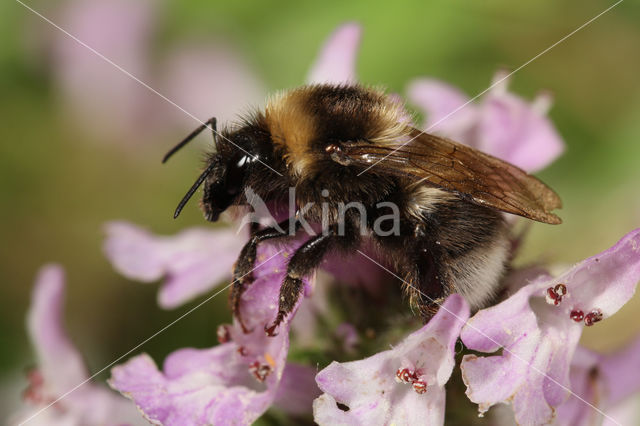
[231,217,299,332]
[402,242,453,323]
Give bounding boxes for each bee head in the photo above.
[168,118,275,221]
[200,149,252,222]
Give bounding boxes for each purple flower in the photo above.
[49,0,265,143]
[334,323,360,354]
[460,229,640,424]
[557,335,640,425]
[51,0,156,140]
[9,265,143,425]
[313,294,469,425]
[408,70,564,172]
[104,221,246,308]
[321,239,394,296]
[160,42,266,127]
[109,244,319,425]
[307,22,361,84]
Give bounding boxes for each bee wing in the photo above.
[341,128,562,224]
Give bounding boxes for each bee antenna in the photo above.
[173,161,217,219]
[163,117,217,164]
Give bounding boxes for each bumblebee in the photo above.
[164,84,561,334]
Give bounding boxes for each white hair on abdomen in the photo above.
[449,233,510,309]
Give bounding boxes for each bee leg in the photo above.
[265,226,352,336]
[404,243,451,323]
[231,217,300,332]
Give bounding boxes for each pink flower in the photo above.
[408,70,564,172]
[49,0,265,143]
[460,229,640,425]
[313,295,469,425]
[307,22,361,84]
[9,265,143,425]
[103,221,246,308]
[51,0,157,141]
[557,336,640,425]
[109,244,319,425]
[160,42,266,127]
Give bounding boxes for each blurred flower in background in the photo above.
[9,265,144,426]
[50,0,158,142]
[408,71,564,173]
[48,0,265,144]
[558,338,640,425]
[161,41,266,127]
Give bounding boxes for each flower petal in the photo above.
[103,221,245,308]
[273,363,321,416]
[27,265,88,393]
[307,22,361,84]
[161,42,266,127]
[478,86,564,172]
[52,0,156,140]
[543,228,640,319]
[314,294,469,425]
[407,72,564,173]
[460,281,576,424]
[109,348,276,426]
[407,78,477,141]
[16,265,144,425]
[601,334,640,406]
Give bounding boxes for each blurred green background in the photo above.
[1,0,639,416]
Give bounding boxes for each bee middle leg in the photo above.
[265,224,358,336]
[231,217,300,331]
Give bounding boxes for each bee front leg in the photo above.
[231,217,300,332]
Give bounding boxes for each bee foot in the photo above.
[264,312,285,337]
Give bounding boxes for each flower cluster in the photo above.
[109,242,319,424]
[13,22,640,426]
